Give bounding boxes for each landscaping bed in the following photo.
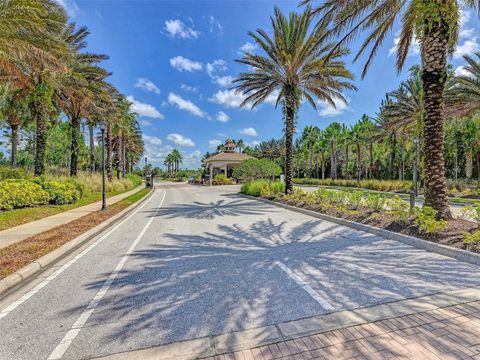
[242,180,480,253]
[0,188,151,280]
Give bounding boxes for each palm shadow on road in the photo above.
[61,207,480,359]
[151,198,274,220]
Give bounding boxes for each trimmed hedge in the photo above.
[33,178,81,205]
[241,180,285,197]
[0,179,50,210]
[212,174,233,185]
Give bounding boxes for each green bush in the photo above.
[33,178,80,205]
[126,173,142,187]
[294,178,412,193]
[464,231,480,245]
[414,206,447,234]
[233,158,282,181]
[241,180,285,197]
[212,174,233,185]
[0,166,29,181]
[0,179,50,210]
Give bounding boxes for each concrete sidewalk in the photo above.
[0,185,144,250]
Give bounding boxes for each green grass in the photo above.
[0,187,142,231]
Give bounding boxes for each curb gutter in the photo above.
[0,188,154,297]
[240,194,480,266]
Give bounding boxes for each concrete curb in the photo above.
[0,188,154,297]
[239,194,480,266]
[93,286,480,360]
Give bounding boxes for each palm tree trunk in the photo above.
[10,123,18,167]
[356,143,361,182]
[390,132,397,180]
[106,123,113,182]
[34,108,47,176]
[369,143,373,179]
[344,144,349,180]
[70,113,81,177]
[122,140,127,177]
[421,19,451,219]
[330,143,335,179]
[321,153,325,180]
[466,152,473,179]
[89,124,95,172]
[284,95,296,194]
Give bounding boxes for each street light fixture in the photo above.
[99,121,107,211]
[413,137,420,198]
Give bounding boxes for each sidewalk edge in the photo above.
[0,187,154,297]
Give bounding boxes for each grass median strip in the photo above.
[0,188,151,280]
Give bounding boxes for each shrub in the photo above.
[385,196,410,220]
[0,179,50,210]
[126,173,142,187]
[33,178,80,205]
[294,178,412,193]
[464,231,480,247]
[233,158,282,181]
[460,201,480,222]
[365,194,388,211]
[414,206,447,234]
[241,180,285,197]
[212,174,233,185]
[0,166,29,181]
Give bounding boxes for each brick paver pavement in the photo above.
[203,301,480,360]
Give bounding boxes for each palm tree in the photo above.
[58,23,109,176]
[447,52,480,117]
[233,7,355,193]
[339,124,351,179]
[301,125,321,178]
[170,149,183,174]
[302,1,480,218]
[236,139,245,153]
[0,86,30,167]
[324,122,342,179]
[314,130,328,179]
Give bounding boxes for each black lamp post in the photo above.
[99,121,107,211]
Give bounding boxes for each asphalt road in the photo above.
[1,181,480,360]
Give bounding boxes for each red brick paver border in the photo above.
[203,301,480,360]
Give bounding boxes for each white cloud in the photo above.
[143,134,163,146]
[216,111,230,123]
[140,119,152,127]
[134,78,160,95]
[264,90,280,106]
[170,56,203,72]
[183,150,202,168]
[455,65,472,77]
[460,28,475,39]
[454,38,480,59]
[388,31,420,57]
[126,96,164,119]
[238,127,258,137]
[239,42,257,54]
[54,0,80,16]
[206,59,227,76]
[317,97,350,117]
[214,75,234,87]
[208,139,222,149]
[209,89,247,108]
[164,19,199,39]
[167,133,195,147]
[208,15,223,34]
[168,92,207,118]
[181,84,199,93]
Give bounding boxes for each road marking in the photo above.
[48,189,166,360]
[0,190,157,321]
[274,261,334,311]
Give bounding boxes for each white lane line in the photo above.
[0,191,157,321]
[48,189,166,360]
[274,261,334,311]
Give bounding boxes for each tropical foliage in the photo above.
[0,0,144,183]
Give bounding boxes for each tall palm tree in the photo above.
[314,130,328,179]
[236,139,245,153]
[0,86,30,167]
[233,7,355,193]
[58,23,110,176]
[301,125,321,178]
[302,1,480,218]
[324,122,342,179]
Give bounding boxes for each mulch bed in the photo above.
[267,196,479,253]
[0,190,149,280]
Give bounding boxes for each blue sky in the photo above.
[52,2,480,168]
